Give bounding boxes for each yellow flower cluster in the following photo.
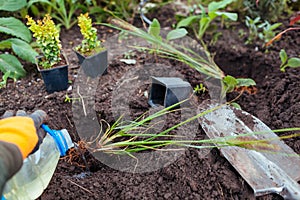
[77,13,100,54]
[26,14,61,69]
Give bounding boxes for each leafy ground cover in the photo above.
[1,3,300,200]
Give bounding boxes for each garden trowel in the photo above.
[198,103,300,199]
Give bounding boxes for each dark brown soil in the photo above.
[1,3,300,200]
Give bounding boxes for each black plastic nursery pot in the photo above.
[148,76,192,108]
[36,56,69,93]
[74,49,108,78]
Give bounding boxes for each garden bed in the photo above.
[1,4,300,200]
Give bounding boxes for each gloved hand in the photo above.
[1,110,48,156]
[0,110,47,196]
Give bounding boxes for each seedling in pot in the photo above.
[75,13,104,57]
[74,13,108,77]
[26,14,69,93]
[26,14,63,69]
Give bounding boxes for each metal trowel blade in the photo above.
[198,103,300,199]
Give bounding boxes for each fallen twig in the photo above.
[66,179,93,194]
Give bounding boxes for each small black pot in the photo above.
[148,76,192,108]
[74,49,108,78]
[36,55,69,93]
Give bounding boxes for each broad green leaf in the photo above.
[214,11,238,21]
[230,102,241,109]
[198,4,206,18]
[279,49,287,66]
[9,38,39,63]
[269,23,282,31]
[148,19,161,40]
[253,17,261,24]
[0,40,12,49]
[286,57,300,68]
[208,0,235,12]
[0,0,26,11]
[208,12,218,20]
[57,0,66,12]
[280,57,300,72]
[167,28,188,41]
[236,78,256,87]
[198,17,210,38]
[0,17,31,42]
[27,0,52,8]
[0,39,38,63]
[0,54,26,79]
[177,15,200,28]
[223,75,237,93]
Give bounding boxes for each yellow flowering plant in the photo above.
[26,14,62,69]
[75,13,103,56]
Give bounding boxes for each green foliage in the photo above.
[242,0,287,22]
[64,94,81,103]
[148,19,188,42]
[0,0,38,87]
[26,14,62,69]
[148,19,162,41]
[261,21,282,43]
[0,17,31,42]
[245,16,282,45]
[222,75,256,99]
[0,54,26,88]
[166,28,188,41]
[279,49,300,72]
[27,0,85,29]
[223,75,238,94]
[75,13,101,55]
[106,18,255,101]
[26,0,140,26]
[0,0,27,12]
[236,78,256,87]
[177,0,238,44]
[0,38,38,63]
[194,83,207,94]
[83,98,300,156]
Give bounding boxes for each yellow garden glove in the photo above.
[0,110,47,196]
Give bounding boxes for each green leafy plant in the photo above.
[75,13,103,56]
[279,49,300,72]
[176,0,238,45]
[266,13,300,47]
[242,0,287,22]
[27,0,88,29]
[245,16,282,45]
[26,14,62,69]
[82,99,300,156]
[265,13,300,72]
[0,0,39,88]
[194,83,207,94]
[64,94,80,103]
[105,18,255,100]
